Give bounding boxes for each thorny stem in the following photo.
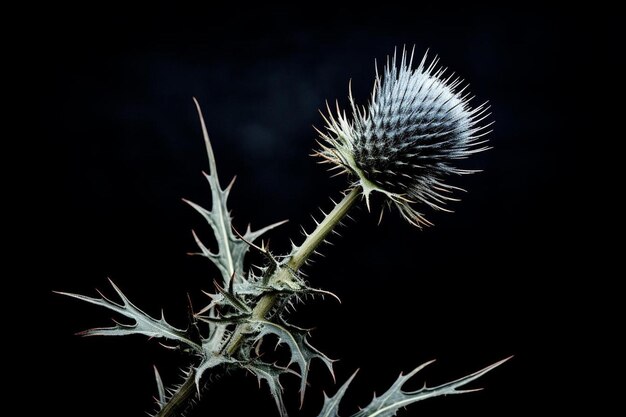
[287,187,361,270]
[157,373,196,417]
[158,187,361,417]
[226,186,361,354]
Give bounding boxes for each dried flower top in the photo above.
[317,48,492,227]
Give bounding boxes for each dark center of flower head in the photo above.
[351,72,474,197]
[317,49,491,225]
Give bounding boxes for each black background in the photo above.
[36,4,583,416]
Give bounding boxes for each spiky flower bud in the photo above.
[317,49,492,227]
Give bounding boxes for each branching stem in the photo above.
[158,187,361,416]
[226,186,360,354]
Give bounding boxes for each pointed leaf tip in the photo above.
[317,370,359,417]
[245,362,291,417]
[343,357,511,417]
[154,365,166,406]
[56,281,201,352]
[255,320,335,407]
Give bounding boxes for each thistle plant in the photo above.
[59,48,508,417]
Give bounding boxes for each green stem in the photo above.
[156,371,196,417]
[226,186,361,355]
[158,187,360,417]
[287,187,360,270]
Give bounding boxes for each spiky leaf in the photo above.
[245,361,298,417]
[317,371,359,417]
[193,321,233,387]
[255,319,335,404]
[57,279,201,352]
[194,354,231,389]
[318,357,511,417]
[186,98,286,287]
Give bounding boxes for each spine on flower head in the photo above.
[316,47,492,227]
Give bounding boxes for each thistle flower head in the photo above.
[316,48,492,227]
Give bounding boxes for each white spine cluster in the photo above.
[317,48,492,227]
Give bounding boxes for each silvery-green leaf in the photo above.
[254,319,335,404]
[57,279,201,352]
[193,319,234,388]
[186,98,286,288]
[194,354,231,389]
[245,361,298,417]
[317,371,358,417]
[350,356,511,417]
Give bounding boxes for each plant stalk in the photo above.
[226,186,360,354]
[159,187,360,417]
[287,187,361,270]
[157,371,196,417]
